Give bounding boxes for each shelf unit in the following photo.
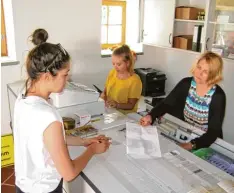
[173,0,208,53]
[207,1,234,60]
[143,0,234,59]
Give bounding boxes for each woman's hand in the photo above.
[106,99,118,108]
[82,135,111,147]
[179,142,193,150]
[140,115,152,126]
[100,92,107,101]
[88,139,111,154]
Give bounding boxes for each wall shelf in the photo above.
[144,0,233,55]
[209,21,234,25]
[174,19,205,24]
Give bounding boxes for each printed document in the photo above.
[126,122,161,159]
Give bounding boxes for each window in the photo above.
[1,0,16,62]
[101,0,126,49]
[1,0,8,56]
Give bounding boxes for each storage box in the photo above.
[175,7,202,20]
[173,35,193,50]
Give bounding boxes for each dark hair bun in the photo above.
[31,28,48,46]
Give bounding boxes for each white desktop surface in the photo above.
[68,125,234,193]
[7,81,234,193]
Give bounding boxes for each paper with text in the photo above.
[126,122,161,159]
[218,180,234,193]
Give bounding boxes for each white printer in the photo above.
[50,81,100,108]
[7,80,105,127]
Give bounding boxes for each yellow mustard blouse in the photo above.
[105,69,142,114]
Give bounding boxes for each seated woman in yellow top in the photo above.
[101,45,142,114]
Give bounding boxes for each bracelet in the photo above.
[190,139,196,150]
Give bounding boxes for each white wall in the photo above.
[12,0,114,76]
[1,0,113,135]
[1,65,22,135]
[126,0,140,44]
[2,0,144,135]
[137,44,234,145]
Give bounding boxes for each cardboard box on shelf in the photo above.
[175,7,203,20]
[173,35,193,50]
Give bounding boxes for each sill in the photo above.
[1,56,19,66]
[101,43,144,58]
[1,60,20,66]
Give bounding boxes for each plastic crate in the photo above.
[193,148,214,159]
[193,148,234,176]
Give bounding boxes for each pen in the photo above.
[91,113,103,118]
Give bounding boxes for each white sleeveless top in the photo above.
[14,94,63,193]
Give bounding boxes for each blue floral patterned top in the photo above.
[184,79,216,132]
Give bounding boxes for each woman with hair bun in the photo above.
[14,29,110,193]
[31,28,49,45]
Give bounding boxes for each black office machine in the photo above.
[135,68,166,97]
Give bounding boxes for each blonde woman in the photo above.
[140,51,226,150]
[101,44,142,114]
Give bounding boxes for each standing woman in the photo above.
[101,44,142,114]
[14,29,110,193]
[140,51,226,150]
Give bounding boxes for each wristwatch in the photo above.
[190,139,197,150]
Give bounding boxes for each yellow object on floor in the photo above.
[1,134,14,168]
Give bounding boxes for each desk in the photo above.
[7,81,234,193]
[67,124,234,193]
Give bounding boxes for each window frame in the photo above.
[1,0,8,56]
[101,0,126,49]
[1,0,17,63]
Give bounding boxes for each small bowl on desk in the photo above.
[62,117,76,130]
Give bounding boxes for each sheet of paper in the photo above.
[218,180,234,193]
[187,185,228,193]
[126,122,161,159]
[187,186,210,193]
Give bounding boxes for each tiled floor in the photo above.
[1,165,15,193]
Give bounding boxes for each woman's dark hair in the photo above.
[25,29,70,96]
[31,28,49,46]
[112,44,134,73]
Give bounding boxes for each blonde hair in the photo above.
[112,44,135,74]
[190,51,223,86]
